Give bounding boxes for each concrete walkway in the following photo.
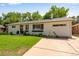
[23,36,79,56]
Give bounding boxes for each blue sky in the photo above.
[0,3,79,17]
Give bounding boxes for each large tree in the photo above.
[2,12,21,25]
[43,12,51,19]
[43,5,69,19]
[32,11,42,20]
[71,16,77,25]
[22,12,31,21]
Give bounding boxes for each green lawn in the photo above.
[0,35,41,56]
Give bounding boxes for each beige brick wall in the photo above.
[72,25,79,34]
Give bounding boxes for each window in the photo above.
[33,24,43,29]
[32,24,43,32]
[12,25,16,28]
[53,24,66,27]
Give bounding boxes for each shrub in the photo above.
[20,31,23,34]
[37,33,43,37]
[10,32,13,35]
[23,31,30,36]
[26,33,30,36]
[16,31,19,34]
[23,31,26,35]
[0,32,9,35]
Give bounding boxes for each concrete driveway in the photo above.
[23,36,79,56]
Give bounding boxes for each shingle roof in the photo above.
[8,17,73,25]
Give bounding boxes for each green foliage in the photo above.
[10,32,13,35]
[43,12,51,19]
[0,32,9,35]
[71,16,77,25]
[22,12,32,21]
[0,17,2,24]
[43,5,69,19]
[76,16,79,23]
[71,16,79,25]
[32,11,42,20]
[16,31,19,34]
[1,11,42,25]
[38,33,43,37]
[2,12,21,25]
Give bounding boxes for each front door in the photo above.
[20,25,23,34]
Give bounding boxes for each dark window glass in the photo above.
[33,24,43,29]
[12,25,16,28]
[53,24,66,27]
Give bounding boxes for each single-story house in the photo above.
[7,17,72,37]
[0,25,5,33]
[72,24,79,34]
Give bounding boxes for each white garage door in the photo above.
[51,24,70,37]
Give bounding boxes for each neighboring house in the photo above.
[0,25,5,33]
[72,24,79,34]
[7,17,72,37]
